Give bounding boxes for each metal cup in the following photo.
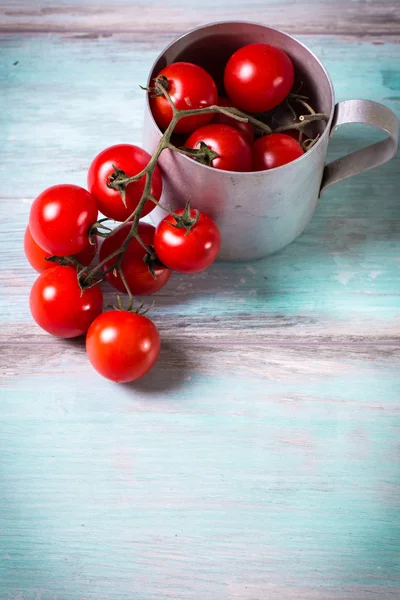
[143,21,399,261]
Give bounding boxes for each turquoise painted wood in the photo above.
[1,2,400,599]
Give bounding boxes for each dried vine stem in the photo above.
[82,78,329,290]
[273,113,327,133]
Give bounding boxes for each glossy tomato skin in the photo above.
[24,226,97,273]
[253,133,304,170]
[29,184,98,256]
[154,209,221,274]
[99,222,171,295]
[88,144,162,222]
[211,96,254,144]
[224,43,294,113]
[29,266,103,338]
[185,124,252,172]
[150,62,218,134]
[86,311,160,383]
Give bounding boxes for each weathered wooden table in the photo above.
[1,2,399,598]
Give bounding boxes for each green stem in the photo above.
[148,193,176,215]
[273,113,328,133]
[294,97,316,115]
[288,93,310,100]
[299,113,327,122]
[116,260,134,306]
[83,247,122,281]
[166,143,197,158]
[285,97,298,121]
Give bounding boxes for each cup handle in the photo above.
[320,99,399,195]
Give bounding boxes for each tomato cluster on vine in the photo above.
[26,149,221,383]
[150,43,311,171]
[25,41,326,383]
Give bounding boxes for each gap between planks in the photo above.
[1,28,400,41]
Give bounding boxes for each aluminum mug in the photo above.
[143,21,399,261]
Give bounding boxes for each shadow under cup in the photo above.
[143,22,335,261]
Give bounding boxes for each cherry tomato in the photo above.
[150,62,218,134]
[88,144,162,222]
[86,311,160,383]
[224,43,294,113]
[99,222,171,295]
[185,124,252,172]
[211,96,254,144]
[154,209,221,273]
[253,133,304,170]
[24,226,97,273]
[29,184,98,256]
[30,266,103,338]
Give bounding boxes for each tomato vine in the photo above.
[81,77,328,298]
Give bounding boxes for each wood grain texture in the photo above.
[1,3,400,599]
[1,0,400,38]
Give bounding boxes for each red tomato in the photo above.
[99,222,171,295]
[253,133,304,170]
[150,62,218,134]
[154,209,221,273]
[24,226,97,273]
[88,144,162,222]
[185,124,252,172]
[224,43,294,113]
[29,184,98,256]
[30,266,103,338]
[86,311,160,383]
[211,96,254,144]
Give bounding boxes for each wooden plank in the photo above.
[1,373,399,599]
[1,0,400,37]
[1,28,400,600]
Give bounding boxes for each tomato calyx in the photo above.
[45,255,84,269]
[41,258,98,295]
[106,165,129,207]
[107,165,127,189]
[180,141,219,166]
[142,245,167,280]
[109,295,155,316]
[170,200,200,235]
[144,75,169,98]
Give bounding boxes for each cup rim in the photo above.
[146,20,335,175]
